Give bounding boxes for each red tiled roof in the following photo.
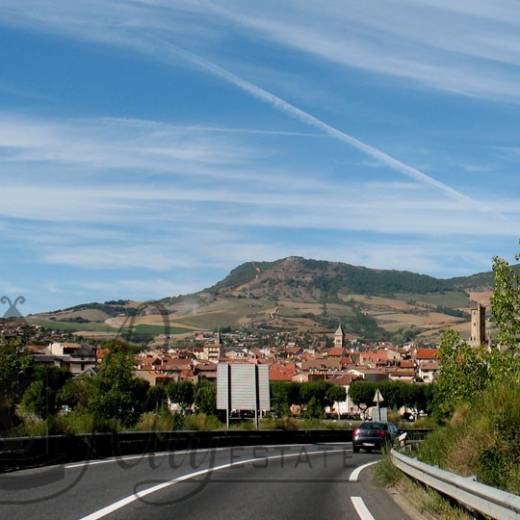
[302,358,342,370]
[269,363,296,381]
[415,348,439,360]
[328,346,343,357]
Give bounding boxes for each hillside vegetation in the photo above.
[408,253,520,494]
[29,256,519,341]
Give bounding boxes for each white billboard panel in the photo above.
[217,363,270,411]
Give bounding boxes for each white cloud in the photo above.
[202,0,520,101]
[2,0,518,101]
[157,43,481,209]
[43,247,177,271]
[76,278,204,299]
[0,5,495,209]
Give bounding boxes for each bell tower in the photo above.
[470,304,486,347]
[334,324,344,349]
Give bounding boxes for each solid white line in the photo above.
[65,443,351,470]
[349,460,379,482]
[78,448,347,520]
[351,496,376,520]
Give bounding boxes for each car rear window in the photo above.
[360,422,388,430]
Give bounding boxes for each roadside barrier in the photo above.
[391,449,520,520]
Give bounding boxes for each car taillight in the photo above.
[353,428,360,436]
[378,429,387,438]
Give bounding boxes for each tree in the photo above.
[433,330,490,419]
[349,380,435,418]
[325,385,346,405]
[299,381,345,417]
[349,381,377,410]
[0,339,33,430]
[145,385,168,412]
[90,350,149,426]
[21,366,71,419]
[303,396,323,419]
[194,381,217,415]
[58,375,95,410]
[491,254,520,350]
[325,385,347,418]
[168,381,195,414]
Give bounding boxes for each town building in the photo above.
[334,324,344,349]
[470,304,487,347]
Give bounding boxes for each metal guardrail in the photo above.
[391,449,520,520]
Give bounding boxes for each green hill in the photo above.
[30,257,517,342]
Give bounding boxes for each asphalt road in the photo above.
[0,443,410,520]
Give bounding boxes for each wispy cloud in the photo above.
[0,3,489,207]
[146,41,483,209]
[202,0,520,101]
[3,0,518,101]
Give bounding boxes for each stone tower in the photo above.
[334,324,344,349]
[470,304,486,347]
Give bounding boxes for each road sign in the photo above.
[373,389,384,404]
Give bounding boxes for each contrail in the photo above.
[158,41,477,207]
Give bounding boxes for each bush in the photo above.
[183,414,221,431]
[260,416,299,430]
[134,411,177,432]
[417,377,520,494]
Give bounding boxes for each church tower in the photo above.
[334,324,344,349]
[470,304,486,347]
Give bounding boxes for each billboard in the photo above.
[217,363,270,412]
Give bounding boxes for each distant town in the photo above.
[0,301,488,419]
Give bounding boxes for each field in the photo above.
[399,290,470,309]
[27,317,195,339]
[30,286,473,342]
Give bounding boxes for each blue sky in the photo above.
[0,0,519,314]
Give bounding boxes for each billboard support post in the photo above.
[226,364,232,429]
[254,365,260,430]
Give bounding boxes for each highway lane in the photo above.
[0,443,410,520]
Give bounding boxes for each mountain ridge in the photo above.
[28,257,520,342]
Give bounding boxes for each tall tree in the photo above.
[21,366,71,419]
[90,350,148,426]
[491,253,520,350]
[0,339,33,430]
[434,330,490,419]
[194,381,217,416]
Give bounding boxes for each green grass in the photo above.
[374,451,471,519]
[398,291,469,309]
[397,475,471,519]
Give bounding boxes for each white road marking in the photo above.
[65,443,351,470]
[351,496,376,520]
[78,448,347,520]
[349,460,379,482]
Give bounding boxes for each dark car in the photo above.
[352,421,400,453]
